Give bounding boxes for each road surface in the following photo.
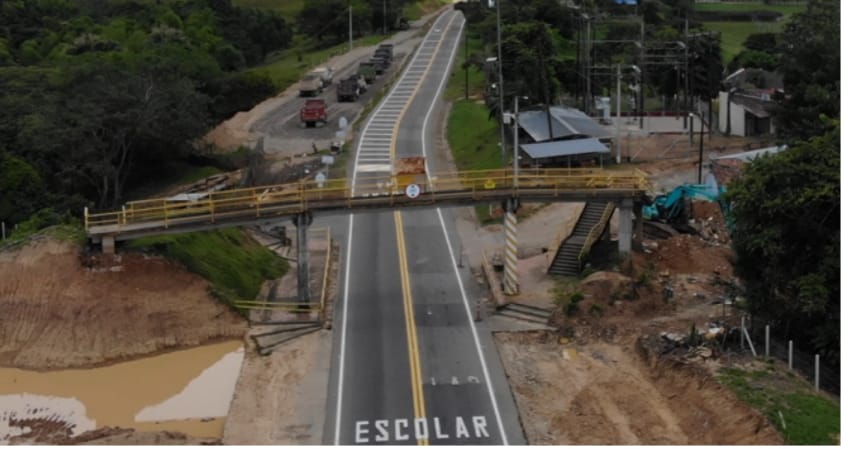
[324,9,525,445]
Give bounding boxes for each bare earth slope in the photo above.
[0,237,246,370]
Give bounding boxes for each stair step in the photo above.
[497,309,551,325]
[502,302,553,318]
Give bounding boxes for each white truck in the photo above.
[298,67,334,97]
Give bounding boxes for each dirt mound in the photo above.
[0,238,246,370]
[494,332,782,445]
[55,427,218,445]
[648,234,733,276]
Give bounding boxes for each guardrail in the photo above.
[85,168,649,237]
[231,299,322,312]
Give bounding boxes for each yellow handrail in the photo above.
[545,202,586,271]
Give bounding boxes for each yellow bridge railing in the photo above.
[85,168,649,236]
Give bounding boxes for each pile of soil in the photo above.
[495,331,782,445]
[646,234,733,277]
[0,237,246,370]
[56,427,218,445]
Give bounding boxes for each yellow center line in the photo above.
[395,211,428,445]
[386,12,459,446]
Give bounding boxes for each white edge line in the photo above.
[419,13,510,445]
[333,214,354,445]
[335,11,456,445]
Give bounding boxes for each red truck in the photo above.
[300,99,327,127]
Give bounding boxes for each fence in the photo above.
[741,316,840,397]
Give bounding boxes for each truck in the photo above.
[300,99,327,127]
[337,75,364,102]
[358,61,377,84]
[370,56,389,75]
[298,73,323,97]
[312,67,335,88]
[376,43,394,62]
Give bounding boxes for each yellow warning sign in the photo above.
[484,179,496,189]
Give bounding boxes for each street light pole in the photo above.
[616,63,622,164]
[514,96,520,188]
[383,0,387,34]
[349,3,353,52]
[496,0,506,165]
[698,111,705,184]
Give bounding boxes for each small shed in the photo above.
[393,157,427,190]
[520,138,610,167]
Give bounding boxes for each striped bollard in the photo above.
[503,200,519,295]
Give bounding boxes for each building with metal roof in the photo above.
[517,106,611,142]
[519,138,610,167]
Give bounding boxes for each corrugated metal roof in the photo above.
[520,138,609,159]
[518,106,610,142]
[714,145,787,162]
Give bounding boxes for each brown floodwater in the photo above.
[0,340,243,442]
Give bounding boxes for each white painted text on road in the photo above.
[354,415,489,443]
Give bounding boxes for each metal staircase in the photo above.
[548,201,615,276]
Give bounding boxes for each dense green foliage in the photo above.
[773,0,839,141]
[128,228,288,306]
[726,123,839,362]
[0,0,291,224]
[718,367,840,445]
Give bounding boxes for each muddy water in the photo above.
[0,340,243,443]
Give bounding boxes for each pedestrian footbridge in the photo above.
[85,168,649,252]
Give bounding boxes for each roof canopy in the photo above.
[518,106,610,142]
[520,138,609,159]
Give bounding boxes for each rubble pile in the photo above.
[689,200,730,244]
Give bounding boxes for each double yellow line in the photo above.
[387,12,459,446]
[394,211,428,445]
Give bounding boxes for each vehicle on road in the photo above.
[300,98,328,127]
[298,73,323,97]
[374,47,393,65]
[337,75,364,102]
[358,61,377,83]
[313,67,335,88]
[370,56,389,75]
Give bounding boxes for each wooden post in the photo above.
[1,221,4,240]
[740,316,745,350]
[815,354,820,391]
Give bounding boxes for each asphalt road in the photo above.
[324,10,525,445]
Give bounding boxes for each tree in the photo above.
[726,121,839,361]
[773,0,839,140]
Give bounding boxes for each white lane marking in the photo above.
[333,214,354,445]
[338,10,456,445]
[417,14,509,445]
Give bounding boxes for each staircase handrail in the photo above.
[577,202,616,265]
[545,202,587,272]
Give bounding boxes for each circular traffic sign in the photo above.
[405,183,421,199]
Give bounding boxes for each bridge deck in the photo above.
[85,168,649,240]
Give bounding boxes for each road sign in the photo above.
[315,172,326,188]
[405,183,420,199]
[484,179,496,189]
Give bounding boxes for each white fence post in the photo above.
[814,354,820,391]
[740,316,745,350]
[765,324,770,357]
[1,221,4,240]
[788,340,793,370]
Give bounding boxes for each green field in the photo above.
[443,35,486,101]
[703,21,786,63]
[694,2,806,16]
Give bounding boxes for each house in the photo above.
[717,68,783,137]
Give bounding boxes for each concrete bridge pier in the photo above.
[101,235,115,255]
[618,199,633,254]
[293,212,313,303]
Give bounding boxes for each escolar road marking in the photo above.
[355,416,490,444]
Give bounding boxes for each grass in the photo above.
[717,366,840,445]
[443,35,486,101]
[703,21,787,63]
[127,228,288,308]
[403,0,452,21]
[248,34,386,90]
[693,2,806,16]
[232,0,304,20]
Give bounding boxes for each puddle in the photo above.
[0,340,243,443]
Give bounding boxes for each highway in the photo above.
[324,10,525,445]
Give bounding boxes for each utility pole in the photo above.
[616,64,622,164]
[684,18,689,130]
[698,111,705,183]
[585,17,592,113]
[639,18,645,129]
[496,0,506,165]
[514,96,520,188]
[383,0,387,34]
[349,3,353,52]
[465,29,469,100]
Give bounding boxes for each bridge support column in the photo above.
[101,235,115,255]
[503,198,520,295]
[618,199,633,254]
[633,200,643,250]
[294,212,313,303]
